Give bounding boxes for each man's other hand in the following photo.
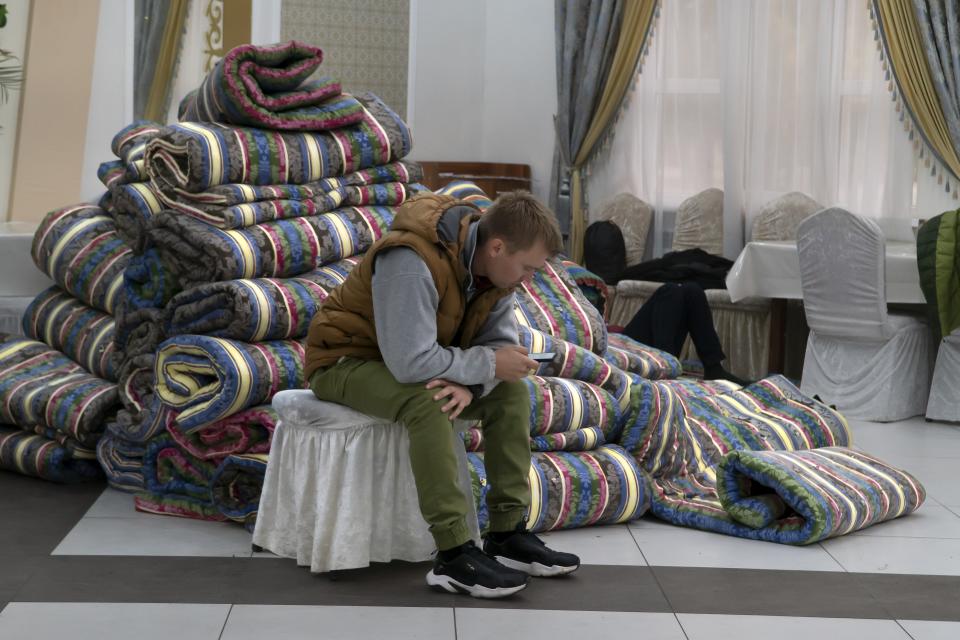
[494,345,539,382]
[426,378,472,419]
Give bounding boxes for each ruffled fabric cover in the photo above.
[927,330,960,422]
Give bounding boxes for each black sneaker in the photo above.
[484,528,581,577]
[425,541,529,598]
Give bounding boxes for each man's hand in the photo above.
[494,345,540,382]
[426,378,472,419]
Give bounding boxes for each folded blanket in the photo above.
[149,205,394,285]
[469,444,650,533]
[121,249,181,311]
[156,160,421,229]
[155,335,304,431]
[525,375,621,452]
[434,180,494,210]
[604,333,683,380]
[96,431,146,491]
[98,121,162,190]
[178,41,364,131]
[167,405,276,460]
[147,93,411,193]
[0,426,103,483]
[31,204,130,314]
[134,433,225,521]
[517,258,608,355]
[519,325,631,416]
[163,257,360,341]
[0,335,119,449]
[115,353,157,419]
[22,287,119,381]
[114,305,165,360]
[109,396,170,443]
[715,447,925,544]
[209,452,269,527]
[109,181,164,251]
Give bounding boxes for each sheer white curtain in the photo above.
[586,0,958,259]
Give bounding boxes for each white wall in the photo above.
[407,0,557,201]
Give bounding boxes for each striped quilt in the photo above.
[605,333,683,380]
[0,336,119,449]
[97,431,146,491]
[22,287,118,381]
[155,161,422,229]
[525,375,622,452]
[98,121,161,190]
[31,204,130,314]
[155,335,304,431]
[716,447,925,544]
[562,260,609,317]
[209,452,269,528]
[114,305,165,360]
[134,433,225,522]
[147,93,411,193]
[0,426,103,483]
[167,405,276,460]
[148,204,394,286]
[177,41,364,131]
[468,444,651,533]
[163,257,360,342]
[110,181,164,252]
[121,249,181,311]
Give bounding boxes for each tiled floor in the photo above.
[1,415,958,639]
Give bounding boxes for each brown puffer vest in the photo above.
[304,192,514,380]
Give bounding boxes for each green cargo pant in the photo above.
[309,357,532,550]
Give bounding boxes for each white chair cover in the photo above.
[798,208,932,421]
[751,192,822,241]
[253,389,479,573]
[597,193,653,267]
[672,188,724,255]
[927,330,960,422]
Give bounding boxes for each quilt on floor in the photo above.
[177,41,364,131]
[134,432,225,521]
[96,431,146,491]
[147,93,411,193]
[0,426,103,483]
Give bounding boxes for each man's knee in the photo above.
[399,387,454,427]
[679,282,708,305]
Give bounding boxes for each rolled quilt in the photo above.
[605,333,683,380]
[717,447,925,544]
[0,336,119,449]
[167,405,276,460]
[155,161,421,229]
[109,181,164,252]
[149,205,395,285]
[22,287,118,381]
[434,180,494,210]
[519,325,631,415]
[155,335,304,431]
[469,444,650,533]
[524,375,622,452]
[31,204,130,314]
[517,257,608,355]
[134,433,225,521]
[562,260,609,315]
[97,431,146,491]
[0,427,103,483]
[209,452,269,527]
[178,41,364,131]
[98,121,162,189]
[147,93,411,193]
[164,257,360,342]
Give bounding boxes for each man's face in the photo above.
[483,238,551,289]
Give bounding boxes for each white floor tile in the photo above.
[220,605,454,640]
[82,488,140,518]
[677,613,910,640]
[874,457,960,509]
[52,515,253,557]
[628,519,844,571]
[456,609,685,640]
[852,503,960,539]
[0,603,230,640]
[820,535,960,575]
[897,619,960,640]
[536,524,647,566]
[847,418,960,462]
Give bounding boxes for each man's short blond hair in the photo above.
[477,190,564,255]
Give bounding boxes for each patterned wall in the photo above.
[281,0,409,120]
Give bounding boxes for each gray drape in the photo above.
[913,0,960,164]
[550,0,624,235]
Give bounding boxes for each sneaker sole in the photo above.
[494,555,580,577]
[425,570,528,599]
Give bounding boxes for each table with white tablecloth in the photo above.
[726,240,924,304]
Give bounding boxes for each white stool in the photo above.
[252,389,480,573]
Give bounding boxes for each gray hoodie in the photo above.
[370,220,518,397]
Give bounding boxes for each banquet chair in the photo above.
[798,207,932,421]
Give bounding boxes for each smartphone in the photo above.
[529,351,556,362]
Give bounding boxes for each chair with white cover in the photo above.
[252,389,480,573]
[798,207,932,422]
[926,330,960,422]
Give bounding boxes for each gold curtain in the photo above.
[143,0,190,122]
[875,0,960,180]
[569,0,658,263]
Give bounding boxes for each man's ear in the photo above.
[488,237,506,256]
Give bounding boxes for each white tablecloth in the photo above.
[726,240,924,304]
[0,222,53,296]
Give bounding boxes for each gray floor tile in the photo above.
[654,567,889,619]
[221,605,454,640]
[856,574,960,621]
[677,613,911,640]
[456,608,686,640]
[897,619,960,640]
[0,602,231,640]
